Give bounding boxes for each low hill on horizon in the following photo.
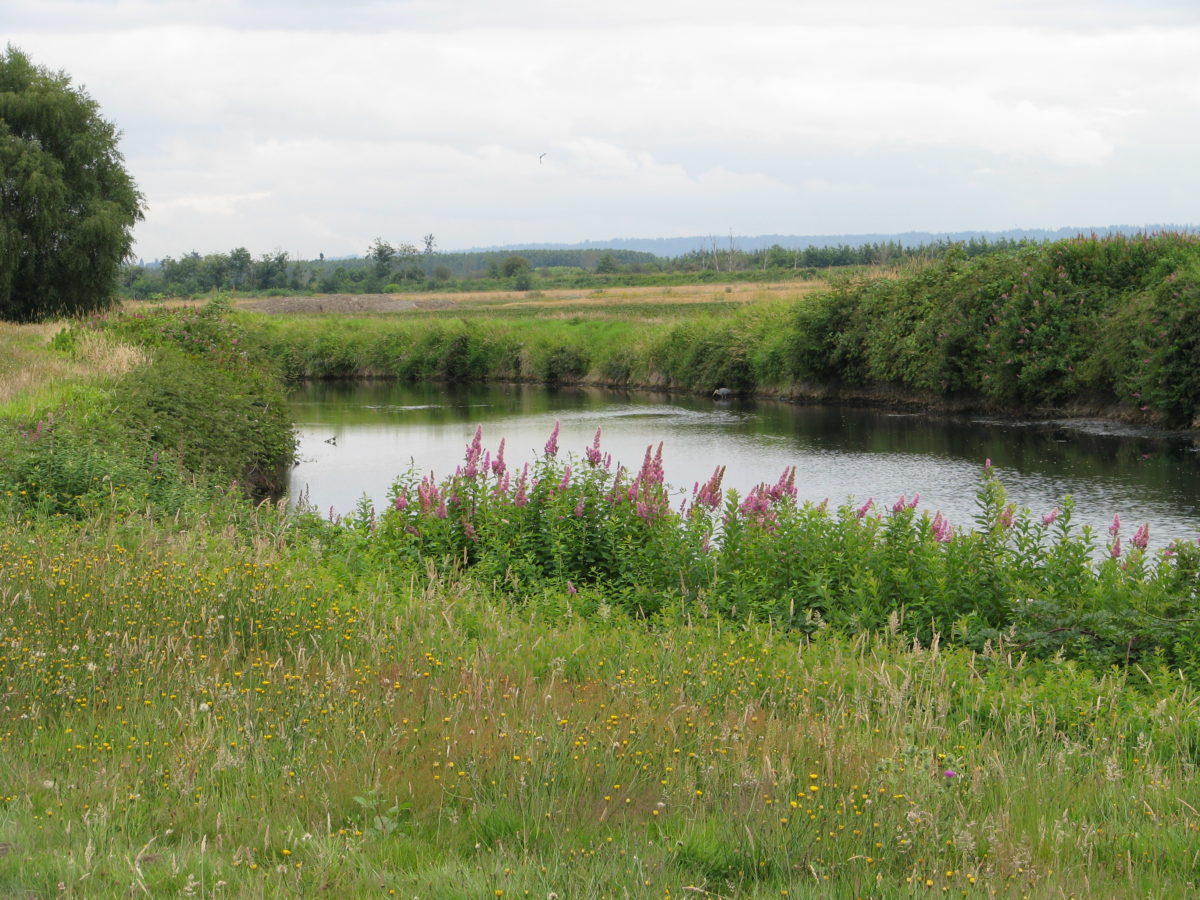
[461,224,1199,258]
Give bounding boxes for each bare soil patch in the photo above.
[238,294,439,315]
[232,281,828,317]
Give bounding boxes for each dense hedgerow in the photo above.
[234,234,1200,423]
[808,233,1200,420]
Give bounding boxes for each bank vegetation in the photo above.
[2,235,1200,896]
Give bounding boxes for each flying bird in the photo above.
[539,152,547,164]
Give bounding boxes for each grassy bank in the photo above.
[2,280,1200,896]
[0,302,295,518]
[232,234,1200,425]
[3,505,1199,898]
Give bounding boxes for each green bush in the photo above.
[113,348,295,498]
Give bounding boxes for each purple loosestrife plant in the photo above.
[369,435,1200,681]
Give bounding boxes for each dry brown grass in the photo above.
[219,280,832,317]
[0,323,148,411]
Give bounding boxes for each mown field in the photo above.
[4,238,1200,897]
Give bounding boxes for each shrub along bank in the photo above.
[238,233,1200,426]
[0,299,295,517]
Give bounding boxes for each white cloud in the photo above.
[6,1,1199,257]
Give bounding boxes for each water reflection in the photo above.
[288,381,1200,547]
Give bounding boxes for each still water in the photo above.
[288,381,1200,548]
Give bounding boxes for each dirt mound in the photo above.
[238,295,423,315]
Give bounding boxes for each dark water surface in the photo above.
[288,381,1200,548]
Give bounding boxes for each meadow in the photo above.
[4,238,1200,897]
[4,506,1199,898]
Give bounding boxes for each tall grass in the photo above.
[0,324,148,416]
[2,505,1198,897]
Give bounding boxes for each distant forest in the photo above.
[120,234,1055,299]
[471,224,1200,257]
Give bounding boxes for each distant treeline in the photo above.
[238,233,1200,427]
[119,236,1038,299]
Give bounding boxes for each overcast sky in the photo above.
[6,0,1199,260]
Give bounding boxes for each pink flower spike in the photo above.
[1132,522,1149,550]
[491,438,507,477]
[892,495,906,514]
[1110,536,1122,558]
[907,492,920,509]
[566,580,577,596]
[544,420,560,457]
[1108,513,1121,536]
[931,511,953,543]
[856,497,874,519]
[585,427,603,466]
[695,466,725,510]
[1041,507,1059,526]
[462,425,484,477]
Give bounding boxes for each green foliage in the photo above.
[230,233,1200,422]
[25,301,297,503]
[113,347,294,498]
[0,399,205,518]
[536,344,589,382]
[7,340,1200,895]
[0,46,143,322]
[361,425,1200,682]
[594,252,620,274]
[500,255,531,278]
[823,234,1200,419]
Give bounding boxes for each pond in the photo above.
[288,381,1200,549]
